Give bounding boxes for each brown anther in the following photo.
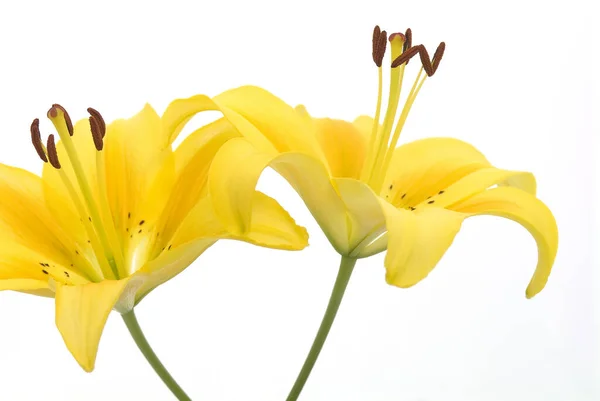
[49,104,74,136]
[391,45,420,68]
[87,108,106,138]
[403,28,412,53]
[372,25,387,67]
[391,42,445,76]
[46,134,61,169]
[372,25,381,60]
[89,116,104,151]
[432,42,446,73]
[416,45,434,76]
[30,118,48,163]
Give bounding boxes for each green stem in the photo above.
[122,310,192,401]
[286,255,357,401]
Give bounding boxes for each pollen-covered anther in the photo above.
[89,115,104,151]
[47,104,74,136]
[371,25,388,67]
[87,108,106,138]
[391,42,446,76]
[30,118,48,163]
[431,42,446,73]
[46,134,61,169]
[403,28,412,53]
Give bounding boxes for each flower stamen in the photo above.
[30,119,48,163]
[46,134,61,169]
[46,104,123,279]
[367,32,407,186]
[361,26,446,193]
[362,26,387,181]
[87,108,106,137]
[89,115,104,151]
[88,107,127,276]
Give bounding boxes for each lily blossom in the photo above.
[0,99,308,376]
[159,26,558,400]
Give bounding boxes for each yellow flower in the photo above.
[1,99,308,374]
[159,26,559,400]
[167,27,559,298]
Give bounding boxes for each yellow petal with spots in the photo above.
[423,167,536,209]
[0,240,87,287]
[55,278,131,372]
[208,137,349,253]
[104,104,175,237]
[452,187,558,298]
[382,137,492,206]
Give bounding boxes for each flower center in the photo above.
[31,106,126,281]
[361,26,446,194]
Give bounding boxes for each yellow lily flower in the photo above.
[158,26,558,399]
[1,98,307,397]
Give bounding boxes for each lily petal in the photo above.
[208,137,349,253]
[0,240,87,289]
[213,86,324,159]
[161,93,277,154]
[0,279,49,292]
[382,137,492,207]
[426,167,537,209]
[1,163,75,268]
[352,115,376,139]
[135,190,309,303]
[173,191,308,250]
[104,104,175,235]
[133,239,215,305]
[333,178,386,255]
[154,118,239,250]
[314,118,367,179]
[452,187,558,298]
[380,200,465,288]
[55,278,131,372]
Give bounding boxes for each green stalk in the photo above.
[122,310,192,401]
[286,256,357,401]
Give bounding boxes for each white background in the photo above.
[0,0,597,400]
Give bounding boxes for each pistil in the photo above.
[367,33,406,187]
